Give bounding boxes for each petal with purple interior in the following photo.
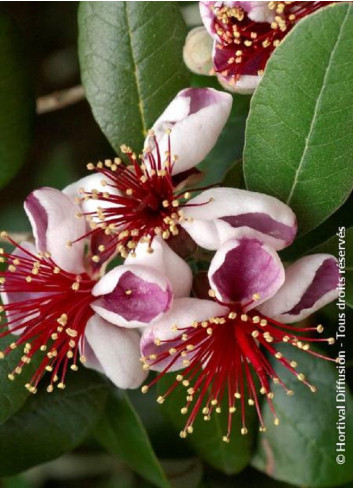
[208,238,285,309]
[258,254,339,323]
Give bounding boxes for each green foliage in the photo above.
[252,345,353,487]
[95,390,169,488]
[158,373,257,475]
[244,3,353,235]
[0,336,40,424]
[0,10,34,188]
[0,370,108,476]
[78,1,189,152]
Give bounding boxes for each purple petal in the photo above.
[100,271,171,323]
[209,238,285,309]
[24,187,86,274]
[221,212,296,246]
[91,264,173,328]
[259,254,339,323]
[182,187,297,251]
[125,237,193,299]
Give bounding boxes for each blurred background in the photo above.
[0,2,113,239]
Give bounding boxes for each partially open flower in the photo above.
[64,87,232,264]
[140,237,339,441]
[0,187,186,393]
[196,1,331,93]
[65,88,297,264]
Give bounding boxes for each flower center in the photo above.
[76,134,196,262]
[0,233,96,393]
[212,1,330,79]
[141,302,335,441]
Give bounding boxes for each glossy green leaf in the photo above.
[78,2,189,152]
[95,390,170,488]
[158,374,257,475]
[0,335,40,424]
[0,11,34,188]
[252,345,353,486]
[244,3,353,235]
[0,369,108,476]
[310,226,353,309]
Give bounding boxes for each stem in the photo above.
[36,85,85,114]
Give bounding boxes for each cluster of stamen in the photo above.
[74,132,198,262]
[211,1,331,81]
[141,291,336,441]
[0,232,96,393]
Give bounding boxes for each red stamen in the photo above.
[74,133,210,263]
[0,233,96,393]
[141,305,336,441]
[211,1,332,81]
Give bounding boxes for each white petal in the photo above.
[182,187,297,250]
[241,1,275,22]
[91,264,172,328]
[259,254,339,323]
[125,237,192,298]
[145,87,232,175]
[63,173,122,221]
[218,74,262,94]
[199,1,218,39]
[141,297,229,372]
[1,242,40,335]
[24,187,86,274]
[84,314,146,389]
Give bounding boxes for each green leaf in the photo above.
[0,369,108,476]
[244,3,353,235]
[252,345,353,487]
[310,226,353,309]
[78,2,189,152]
[198,94,250,186]
[222,159,244,189]
[0,335,40,424]
[95,390,170,488]
[0,11,34,188]
[158,374,257,475]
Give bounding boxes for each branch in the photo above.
[36,85,85,114]
[0,232,32,244]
